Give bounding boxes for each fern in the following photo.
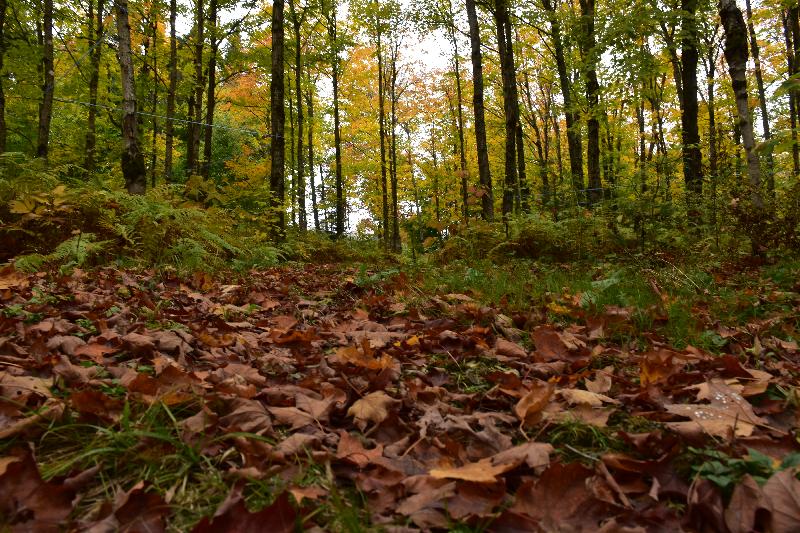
[14,233,111,272]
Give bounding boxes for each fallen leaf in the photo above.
[514,380,555,426]
[347,391,396,431]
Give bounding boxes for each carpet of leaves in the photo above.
[1,263,800,532]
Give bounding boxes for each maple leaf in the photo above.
[665,379,766,438]
[347,391,396,431]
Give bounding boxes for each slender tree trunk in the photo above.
[465,0,492,220]
[164,0,178,181]
[37,0,54,159]
[389,47,400,251]
[307,84,319,231]
[580,0,601,204]
[789,7,800,143]
[681,0,703,204]
[84,0,104,170]
[783,9,800,176]
[270,0,286,234]
[448,0,469,222]
[707,50,718,226]
[202,0,218,180]
[326,0,344,236]
[188,0,205,176]
[0,0,5,153]
[288,79,296,225]
[319,163,328,231]
[115,0,146,194]
[376,13,389,243]
[744,0,772,193]
[495,0,517,219]
[542,0,583,192]
[720,0,762,210]
[291,3,306,231]
[523,74,549,208]
[148,11,159,187]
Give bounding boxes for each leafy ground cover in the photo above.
[1,257,799,531]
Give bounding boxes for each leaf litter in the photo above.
[0,263,799,531]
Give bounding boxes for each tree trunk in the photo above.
[0,0,5,153]
[164,0,178,181]
[744,0,772,193]
[376,13,389,243]
[465,0,493,221]
[542,0,583,192]
[307,84,319,231]
[327,0,344,237]
[706,47,718,226]
[447,0,469,222]
[681,0,703,203]
[202,0,218,180]
[148,11,158,187]
[84,0,104,170]
[288,78,295,225]
[188,0,205,176]
[783,9,800,176]
[291,3,306,231]
[495,0,517,219]
[37,0,54,159]
[115,0,146,194]
[389,46,400,251]
[719,0,762,210]
[269,0,286,234]
[580,0,601,204]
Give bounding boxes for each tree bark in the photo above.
[542,0,583,192]
[115,0,146,194]
[326,0,344,236]
[202,0,218,180]
[84,0,104,170]
[307,84,319,231]
[270,0,286,234]
[164,0,178,181]
[0,0,5,153]
[744,0,772,193]
[389,44,400,251]
[783,9,800,176]
[289,0,306,231]
[149,12,159,187]
[466,0,493,221]
[681,0,703,206]
[720,0,762,209]
[37,0,54,159]
[580,0,601,204]
[375,4,389,243]
[495,0,517,219]
[188,0,205,176]
[447,0,469,222]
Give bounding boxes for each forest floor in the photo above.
[1,257,800,532]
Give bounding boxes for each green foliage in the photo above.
[2,165,286,274]
[690,447,800,498]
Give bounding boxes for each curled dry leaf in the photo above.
[514,379,555,426]
[559,388,620,407]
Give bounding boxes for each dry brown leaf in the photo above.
[559,388,620,407]
[430,458,516,483]
[514,380,555,426]
[665,379,765,438]
[585,366,613,394]
[347,391,396,430]
[762,468,800,532]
